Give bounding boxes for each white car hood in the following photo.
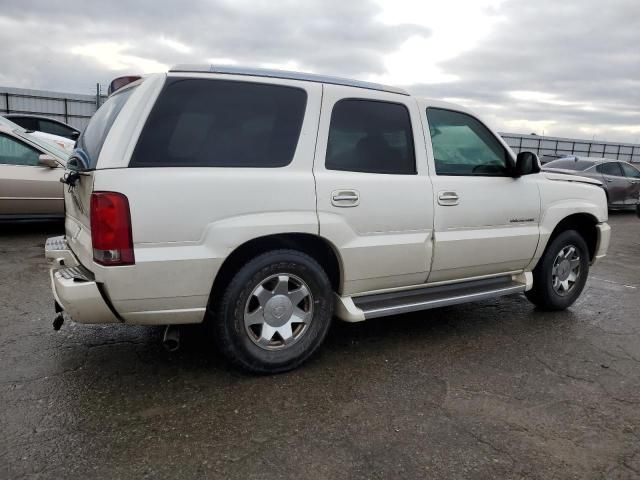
[542,171,602,187]
[31,131,75,152]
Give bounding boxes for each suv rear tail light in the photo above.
[90,192,135,266]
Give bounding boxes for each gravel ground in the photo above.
[1,212,639,479]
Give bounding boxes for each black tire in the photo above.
[525,229,590,310]
[209,249,334,374]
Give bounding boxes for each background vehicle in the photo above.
[539,153,569,164]
[543,156,640,209]
[46,66,609,373]
[4,114,80,141]
[0,115,75,152]
[0,121,69,219]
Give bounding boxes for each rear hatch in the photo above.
[63,83,140,267]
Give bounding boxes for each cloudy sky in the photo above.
[1,0,638,142]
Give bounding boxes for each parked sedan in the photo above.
[0,115,75,152]
[4,114,81,141]
[0,122,69,219]
[543,156,640,209]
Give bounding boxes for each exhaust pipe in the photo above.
[162,325,181,352]
[52,302,64,330]
[52,313,64,331]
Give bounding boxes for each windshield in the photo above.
[77,85,137,169]
[544,159,593,171]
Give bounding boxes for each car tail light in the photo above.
[90,192,135,266]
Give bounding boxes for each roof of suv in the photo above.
[169,64,410,96]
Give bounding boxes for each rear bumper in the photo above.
[46,236,120,324]
[592,222,611,266]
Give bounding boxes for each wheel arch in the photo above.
[547,212,599,261]
[209,233,344,307]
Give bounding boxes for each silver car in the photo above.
[0,120,69,219]
[543,156,640,209]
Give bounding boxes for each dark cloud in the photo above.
[0,0,428,92]
[0,0,638,141]
[410,0,640,141]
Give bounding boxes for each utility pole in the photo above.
[96,83,101,109]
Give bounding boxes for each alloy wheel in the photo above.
[243,274,313,350]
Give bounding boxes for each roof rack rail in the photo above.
[169,64,409,96]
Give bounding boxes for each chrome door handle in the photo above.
[438,191,459,206]
[333,194,358,201]
[331,190,359,207]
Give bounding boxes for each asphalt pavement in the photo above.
[1,212,639,479]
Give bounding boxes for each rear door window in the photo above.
[325,99,416,175]
[130,78,307,168]
[596,162,623,176]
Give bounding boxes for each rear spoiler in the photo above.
[108,75,142,95]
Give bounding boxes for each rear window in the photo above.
[544,159,593,171]
[130,78,307,168]
[78,86,137,168]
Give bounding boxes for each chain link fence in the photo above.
[501,132,640,164]
[0,86,106,131]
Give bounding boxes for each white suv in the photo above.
[46,65,610,373]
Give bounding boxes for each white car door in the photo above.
[421,103,541,283]
[314,85,434,296]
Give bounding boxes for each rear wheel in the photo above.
[210,249,333,373]
[525,230,589,310]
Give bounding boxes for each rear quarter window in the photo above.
[78,86,137,169]
[130,78,308,168]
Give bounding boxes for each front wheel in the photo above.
[525,230,590,310]
[210,249,334,374]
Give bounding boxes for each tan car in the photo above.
[0,121,69,219]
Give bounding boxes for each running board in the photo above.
[352,276,526,320]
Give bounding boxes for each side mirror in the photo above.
[38,154,59,168]
[70,131,80,141]
[514,151,541,177]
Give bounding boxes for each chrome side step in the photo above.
[352,276,526,319]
